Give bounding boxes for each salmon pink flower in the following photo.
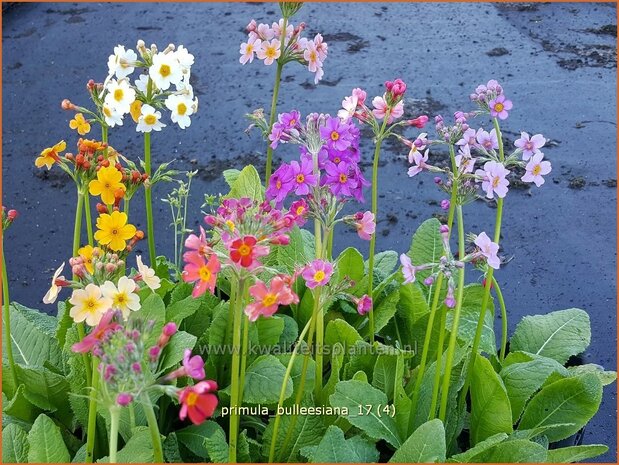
[354,211,375,240]
[245,280,280,321]
[515,132,546,160]
[72,310,120,353]
[408,115,429,128]
[489,94,513,120]
[474,232,500,269]
[228,235,269,269]
[475,161,510,199]
[182,253,221,297]
[302,259,333,289]
[521,153,552,187]
[178,380,219,425]
[184,226,211,258]
[257,39,281,65]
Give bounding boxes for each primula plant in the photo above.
[1,3,616,464]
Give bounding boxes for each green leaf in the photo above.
[470,356,513,445]
[4,385,41,424]
[277,314,299,349]
[301,425,379,463]
[243,355,292,404]
[447,433,509,462]
[55,301,73,349]
[176,421,222,460]
[546,445,609,463]
[337,247,365,284]
[159,331,197,373]
[223,168,242,187]
[398,281,429,324]
[518,373,602,442]
[372,354,398,402]
[166,295,202,325]
[163,432,183,463]
[97,427,154,463]
[2,424,30,463]
[407,218,444,285]
[4,302,62,370]
[226,165,264,201]
[250,316,285,347]
[277,226,314,274]
[203,422,229,462]
[276,348,315,404]
[500,354,568,422]
[325,319,362,353]
[369,250,399,276]
[389,419,446,463]
[567,364,617,386]
[373,288,400,334]
[321,342,344,405]
[510,308,591,364]
[27,414,70,463]
[132,293,166,346]
[446,284,495,354]
[474,439,548,463]
[329,380,401,447]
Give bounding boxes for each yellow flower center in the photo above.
[225,220,235,231]
[85,298,98,312]
[144,114,157,125]
[186,391,198,406]
[314,270,325,282]
[532,164,541,175]
[114,89,124,102]
[492,176,500,188]
[339,173,348,184]
[114,293,127,306]
[104,106,112,117]
[246,44,254,53]
[276,180,282,189]
[330,131,340,141]
[266,46,277,59]
[177,103,187,116]
[334,157,341,164]
[289,119,296,126]
[238,244,251,256]
[262,293,277,307]
[296,174,305,184]
[199,266,212,282]
[494,102,504,112]
[159,64,171,77]
[296,206,305,215]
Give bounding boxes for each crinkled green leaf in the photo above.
[2,423,30,463]
[446,284,495,354]
[225,164,264,200]
[27,414,70,463]
[337,247,365,284]
[97,427,154,463]
[474,439,548,463]
[301,425,379,463]
[447,433,509,462]
[159,331,197,373]
[176,421,221,460]
[389,419,446,463]
[243,355,292,404]
[166,295,202,325]
[546,445,609,463]
[407,218,443,286]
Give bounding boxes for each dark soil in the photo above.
[2,2,617,460]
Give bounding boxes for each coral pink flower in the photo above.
[474,232,500,269]
[182,253,221,297]
[72,310,119,354]
[515,131,546,161]
[228,235,269,269]
[302,260,333,289]
[475,161,510,199]
[355,211,375,240]
[408,115,429,128]
[521,153,551,187]
[257,39,281,65]
[245,276,299,322]
[178,380,219,425]
[184,226,211,258]
[372,96,404,123]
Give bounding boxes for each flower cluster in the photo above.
[72,312,218,424]
[240,19,328,83]
[470,79,513,120]
[338,79,408,127]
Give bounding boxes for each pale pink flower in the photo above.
[476,128,499,151]
[302,260,333,289]
[515,132,546,161]
[355,211,375,240]
[256,23,274,41]
[400,254,416,283]
[303,41,322,73]
[272,19,293,40]
[239,36,262,65]
[475,161,510,199]
[521,153,551,187]
[474,232,500,269]
[257,39,281,65]
[408,149,429,177]
[338,94,358,120]
[455,144,476,174]
[352,88,367,106]
[371,96,404,123]
[314,33,328,60]
[457,128,477,147]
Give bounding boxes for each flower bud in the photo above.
[116,393,133,406]
[440,199,450,211]
[408,115,429,128]
[61,99,76,111]
[7,210,18,221]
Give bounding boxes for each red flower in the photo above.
[179,380,219,425]
[228,235,269,269]
[72,310,119,354]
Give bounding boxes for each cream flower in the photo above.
[104,79,136,115]
[165,94,195,129]
[102,102,124,128]
[107,45,138,79]
[69,284,112,326]
[136,255,161,290]
[100,277,140,319]
[174,45,194,72]
[149,52,182,91]
[136,104,166,133]
[43,262,65,304]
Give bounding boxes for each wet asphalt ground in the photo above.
[2,2,617,460]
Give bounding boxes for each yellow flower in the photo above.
[35,141,66,170]
[77,245,100,274]
[130,100,142,123]
[95,211,137,251]
[69,113,91,135]
[89,165,125,205]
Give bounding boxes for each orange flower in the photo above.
[69,113,91,135]
[35,141,66,170]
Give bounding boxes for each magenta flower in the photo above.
[324,161,358,198]
[289,199,309,226]
[116,393,133,407]
[407,149,429,177]
[521,153,552,187]
[515,131,546,161]
[183,349,206,380]
[289,159,318,195]
[488,94,513,120]
[475,161,510,199]
[302,259,333,289]
[474,232,500,269]
[266,164,294,206]
[476,128,499,151]
[354,211,375,240]
[320,117,353,151]
[355,295,372,316]
[278,110,301,130]
[400,254,416,283]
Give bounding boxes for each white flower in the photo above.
[102,102,124,128]
[338,95,358,121]
[69,284,112,326]
[165,94,195,129]
[43,262,65,304]
[100,277,140,319]
[104,79,136,115]
[107,45,138,79]
[135,74,150,94]
[149,52,182,91]
[175,75,194,99]
[136,104,166,133]
[174,45,194,72]
[136,255,161,290]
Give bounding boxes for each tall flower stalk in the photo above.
[1,208,18,387]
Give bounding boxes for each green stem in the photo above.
[73,190,84,257]
[84,357,99,463]
[142,394,164,463]
[267,318,312,463]
[438,205,466,422]
[108,406,120,464]
[84,193,94,246]
[124,197,130,219]
[2,243,18,387]
[429,297,448,420]
[144,132,156,265]
[314,286,324,402]
[493,276,508,362]
[228,278,245,463]
[238,314,250,403]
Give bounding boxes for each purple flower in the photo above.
[278,110,301,130]
[515,131,546,161]
[182,349,206,380]
[300,146,329,170]
[489,94,513,120]
[289,158,318,196]
[475,161,510,199]
[348,164,370,203]
[476,128,499,151]
[266,164,293,206]
[356,295,372,316]
[268,123,284,149]
[456,128,477,147]
[440,199,450,211]
[320,116,353,151]
[302,260,333,289]
[323,161,358,198]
